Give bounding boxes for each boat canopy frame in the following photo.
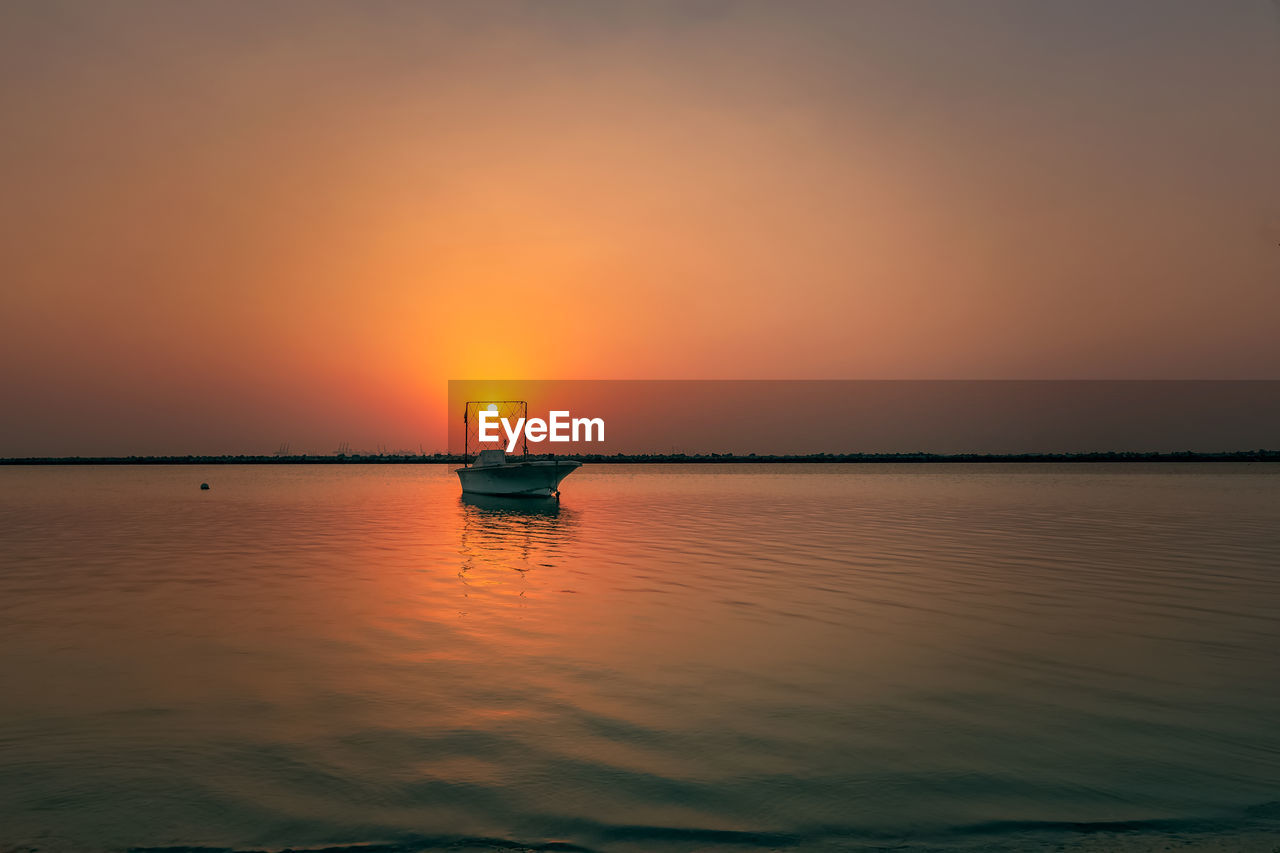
[462,400,528,465]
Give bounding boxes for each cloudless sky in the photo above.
[2,1,1278,455]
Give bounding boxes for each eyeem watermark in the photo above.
[478,408,605,453]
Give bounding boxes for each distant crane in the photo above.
[275,442,290,456]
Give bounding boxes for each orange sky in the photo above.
[2,1,1278,455]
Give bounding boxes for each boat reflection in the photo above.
[460,493,562,516]
[457,494,577,590]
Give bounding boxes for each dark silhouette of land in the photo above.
[2,451,1277,465]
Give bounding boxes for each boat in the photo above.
[457,449,581,497]
[456,400,582,497]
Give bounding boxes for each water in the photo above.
[1,464,1278,852]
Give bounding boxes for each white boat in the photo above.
[457,449,581,497]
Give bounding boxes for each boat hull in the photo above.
[457,460,581,496]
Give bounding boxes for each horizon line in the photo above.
[3,450,1279,466]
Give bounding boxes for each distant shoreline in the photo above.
[2,451,1278,465]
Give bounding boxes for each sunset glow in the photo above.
[2,2,1278,456]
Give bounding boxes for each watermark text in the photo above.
[478,410,605,453]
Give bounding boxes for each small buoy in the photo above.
[200,483,210,490]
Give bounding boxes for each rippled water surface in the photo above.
[1,464,1278,852]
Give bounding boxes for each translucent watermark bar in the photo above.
[447,380,1280,457]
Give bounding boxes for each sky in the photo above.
[2,0,1278,455]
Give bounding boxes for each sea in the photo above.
[1,464,1278,852]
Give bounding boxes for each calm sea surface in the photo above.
[1,464,1278,852]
